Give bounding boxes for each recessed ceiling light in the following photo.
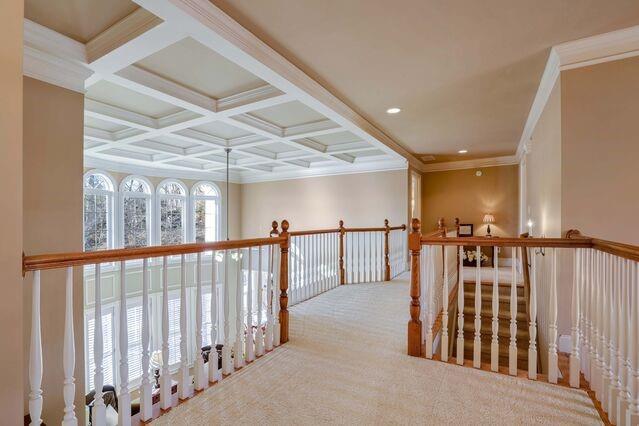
[458,149,468,154]
[386,107,401,114]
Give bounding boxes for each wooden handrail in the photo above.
[289,228,340,236]
[345,225,406,233]
[567,229,639,262]
[23,236,286,273]
[420,236,592,248]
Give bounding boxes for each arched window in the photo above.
[191,182,220,243]
[120,176,152,248]
[157,179,187,245]
[83,171,115,251]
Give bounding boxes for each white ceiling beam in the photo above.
[216,85,294,116]
[85,98,158,130]
[283,120,341,139]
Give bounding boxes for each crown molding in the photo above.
[516,25,639,161]
[421,155,518,173]
[23,19,93,93]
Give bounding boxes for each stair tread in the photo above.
[462,306,527,322]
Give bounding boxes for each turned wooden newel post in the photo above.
[279,220,290,343]
[438,217,445,233]
[384,219,391,281]
[407,218,422,357]
[270,220,279,237]
[454,217,460,236]
[338,220,345,285]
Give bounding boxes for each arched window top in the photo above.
[121,175,152,194]
[192,181,220,197]
[84,170,115,192]
[158,179,186,196]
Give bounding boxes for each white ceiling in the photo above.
[24,1,409,183]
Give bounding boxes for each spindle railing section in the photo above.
[408,218,639,425]
[23,218,406,425]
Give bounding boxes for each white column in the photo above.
[178,255,189,400]
[93,264,106,425]
[509,248,518,376]
[457,245,465,365]
[234,249,245,369]
[441,247,449,362]
[222,250,232,375]
[246,247,255,362]
[194,253,206,391]
[548,248,559,384]
[29,270,43,426]
[209,251,222,383]
[570,249,581,388]
[62,267,77,426]
[528,248,538,380]
[473,246,482,369]
[118,262,131,426]
[139,258,152,421]
[256,246,265,356]
[491,252,499,372]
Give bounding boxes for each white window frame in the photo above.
[120,175,153,249]
[156,179,188,246]
[189,181,221,244]
[83,170,116,252]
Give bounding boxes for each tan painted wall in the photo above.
[23,77,86,423]
[82,170,243,240]
[240,170,408,238]
[561,57,639,245]
[0,1,24,422]
[421,165,519,238]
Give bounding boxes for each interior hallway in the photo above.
[154,275,601,425]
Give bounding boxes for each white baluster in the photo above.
[209,250,221,383]
[256,247,265,356]
[139,259,152,421]
[591,250,601,395]
[618,258,630,425]
[582,248,591,383]
[491,251,499,372]
[118,262,131,425]
[457,245,465,365]
[265,245,274,351]
[420,245,426,344]
[234,249,245,369]
[548,248,559,383]
[62,267,77,426]
[93,264,106,425]
[160,257,171,410]
[222,250,232,375]
[273,245,281,347]
[627,260,639,426]
[305,236,310,299]
[292,237,297,304]
[603,254,613,412]
[473,245,482,369]
[570,248,581,388]
[528,248,538,380]
[509,247,518,376]
[29,270,43,426]
[425,246,434,359]
[609,256,620,422]
[246,248,255,362]
[441,247,449,362]
[178,255,189,400]
[194,253,206,391]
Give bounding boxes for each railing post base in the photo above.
[407,320,423,357]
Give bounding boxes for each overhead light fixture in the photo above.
[458,149,468,154]
[386,107,401,114]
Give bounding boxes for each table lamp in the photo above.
[483,214,495,237]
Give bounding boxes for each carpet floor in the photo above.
[153,275,601,425]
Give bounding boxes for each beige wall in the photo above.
[23,77,86,423]
[525,79,562,238]
[421,165,519,238]
[0,1,24,422]
[561,57,639,244]
[240,170,408,238]
[83,170,242,240]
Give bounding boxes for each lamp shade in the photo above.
[483,214,495,224]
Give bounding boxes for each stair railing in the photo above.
[23,221,290,426]
[408,218,639,425]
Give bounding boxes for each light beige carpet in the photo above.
[153,275,601,425]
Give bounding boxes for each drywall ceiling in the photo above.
[211,0,639,162]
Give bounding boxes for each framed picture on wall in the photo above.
[458,223,474,237]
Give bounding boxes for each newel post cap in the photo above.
[270,220,279,236]
[409,218,422,252]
